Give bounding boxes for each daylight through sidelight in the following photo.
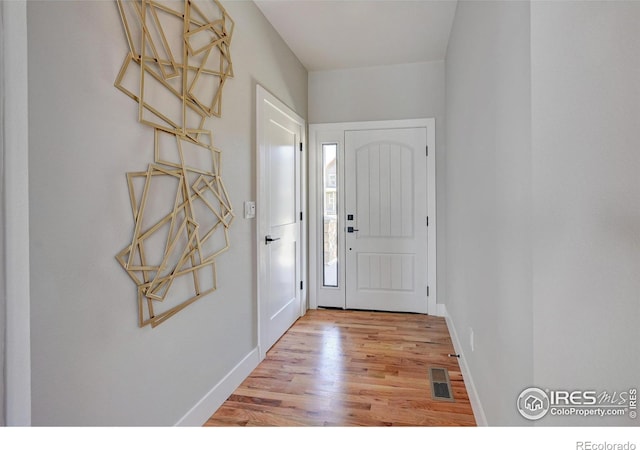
[322,143,338,287]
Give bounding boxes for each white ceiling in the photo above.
[254,0,458,72]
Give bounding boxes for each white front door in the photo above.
[257,86,305,357]
[345,127,428,313]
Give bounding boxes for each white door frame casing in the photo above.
[1,0,32,425]
[256,85,307,360]
[309,119,437,316]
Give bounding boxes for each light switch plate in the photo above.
[244,201,256,219]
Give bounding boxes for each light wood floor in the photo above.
[205,309,476,426]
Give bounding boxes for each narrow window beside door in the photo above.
[322,143,338,287]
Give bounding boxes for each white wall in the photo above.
[445,1,533,425]
[309,61,447,306]
[531,1,640,426]
[447,0,640,426]
[309,61,444,125]
[28,0,306,425]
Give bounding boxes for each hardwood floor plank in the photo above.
[204,309,476,426]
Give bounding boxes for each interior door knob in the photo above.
[347,227,359,233]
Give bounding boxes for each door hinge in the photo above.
[300,211,303,221]
[426,216,429,227]
[300,281,304,290]
[427,286,430,297]
[426,145,428,157]
[299,142,303,152]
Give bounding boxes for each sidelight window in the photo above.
[322,143,338,287]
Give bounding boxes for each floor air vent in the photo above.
[429,367,454,401]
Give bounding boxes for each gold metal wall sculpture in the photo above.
[114,0,234,328]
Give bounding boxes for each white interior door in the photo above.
[345,128,428,313]
[257,86,304,356]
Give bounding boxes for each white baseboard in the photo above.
[442,305,488,426]
[175,347,260,426]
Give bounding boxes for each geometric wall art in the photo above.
[114,0,234,328]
